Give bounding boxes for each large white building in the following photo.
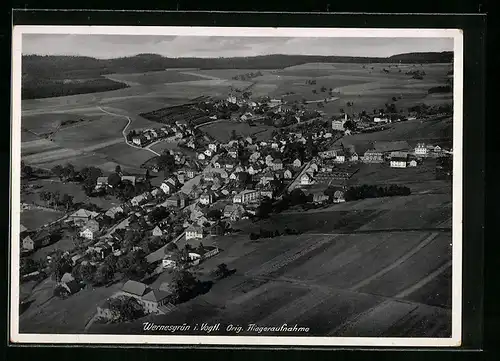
[233,189,260,204]
[390,157,408,168]
[415,143,428,156]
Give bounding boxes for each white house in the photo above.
[197,153,206,160]
[152,226,163,237]
[293,159,302,168]
[415,143,428,156]
[160,182,173,195]
[80,220,100,240]
[335,152,346,163]
[390,157,408,168]
[300,173,314,186]
[283,169,293,179]
[185,225,204,240]
[204,149,213,157]
[374,117,389,123]
[200,192,214,205]
[409,159,418,167]
[233,189,260,204]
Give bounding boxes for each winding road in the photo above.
[97,106,161,156]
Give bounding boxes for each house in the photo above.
[201,245,220,259]
[233,189,260,204]
[152,226,163,237]
[363,150,384,163]
[229,172,238,181]
[228,147,239,158]
[22,236,34,251]
[208,143,218,152]
[105,206,124,219]
[210,222,226,236]
[390,157,408,168]
[130,193,149,207]
[333,189,346,203]
[80,219,100,240]
[300,173,314,186]
[332,119,346,131]
[240,112,254,121]
[142,288,175,314]
[186,225,205,240]
[318,149,338,159]
[265,155,274,165]
[234,165,245,173]
[121,280,149,299]
[271,159,283,171]
[20,224,28,234]
[219,170,229,179]
[71,253,85,266]
[415,143,428,156]
[162,253,177,269]
[95,176,109,189]
[121,175,137,186]
[313,193,329,203]
[247,164,261,175]
[409,159,418,167]
[249,152,261,162]
[293,158,302,168]
[260,172,275,185]
[373,116,389,123]
[67,209,99,226]
[197,153,206,160]
[259,188,275,199]
[200,192,214,205]
[223,204,245,221]
[271,142,279,149]
[335,151,346,163]
[32,230,52,248]
[160,182,174,195]
[350,152,359,162]
[282,169,293,179]
[164,193,188,208]
[203,172,216,182]
[245,136,253,144]
[309,163,319,172]
[185,168,196,179]
[204,149,213,157]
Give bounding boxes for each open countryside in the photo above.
[18,45,454,339]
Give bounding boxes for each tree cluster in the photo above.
[344,184,411,201]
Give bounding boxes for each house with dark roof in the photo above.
[121,280,149,298]
[67,209,99,226]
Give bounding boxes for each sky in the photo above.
[22,34,454,59]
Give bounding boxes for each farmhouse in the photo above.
[300,173,314,186]
[293,158,302,168]
[271,159,283,171]
[142,289,175,314]
[121,280,149,299]
[186,225,205,240]
[233,189,260,204]
[363,150,384,163]
[413,143,428,156]
[121,175,137,185]
[67,209,99,226]
[390,157,408,168]
[22,236,34,251]
[223,204,245,220]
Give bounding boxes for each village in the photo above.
[19,89,453,326]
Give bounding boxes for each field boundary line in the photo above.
[349,232,440,291]
[395,260,452,299]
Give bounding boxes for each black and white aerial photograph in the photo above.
[11,26,462,346]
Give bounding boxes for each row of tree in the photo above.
[249,227,301,240]
[38,191,75,211]
[344,184,411,201]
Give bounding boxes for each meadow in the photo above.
[103,70,205,86]
[199,121,275,143]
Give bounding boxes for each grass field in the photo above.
[19,279,124,334]
[95,142,156,170]
[20,209,64,230]
[199,121,275,143]
[21,179,121,210]
[104,70,205,86]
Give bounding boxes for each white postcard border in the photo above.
[10,25,463,347]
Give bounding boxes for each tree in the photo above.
[107,173,121,188]
[51,165,64,180]
[289,188,308,206]
[171,269,199,303]
[107,296,145,322]
[61,193,74,211]
[343,120,356,132]
[115,165,122,175]
[213,263,230,279]
[75,262,97,285]
[230,129,238,140]
[50,252,72,282]
[207,209,222,221]
[94,263,114,285]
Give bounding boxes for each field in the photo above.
[199,121,275,143]
[21,179,122,210]
[90,189,453,337]
[20,209,65,230]
[19,278,124,333]
[103,70,205,86]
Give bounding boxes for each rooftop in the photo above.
[122,280,148,297]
